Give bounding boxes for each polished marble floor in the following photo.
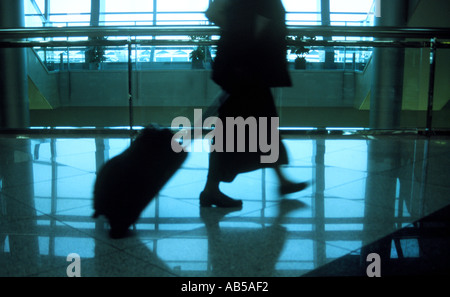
[1,130,450,277]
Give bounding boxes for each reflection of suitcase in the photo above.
[93,125,187,238]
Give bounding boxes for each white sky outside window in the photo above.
[283,0,320,25]
[330,0,374,25]
[105,0,153,12]
[330,0,374,13]
[156,0,209,12]
[50,0,91,13]
[103,0,153,25]
[282,0,321,12]
[48,0,91,25]
[34,0,45,13]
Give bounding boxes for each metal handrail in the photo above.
[0,38,438,49]
[1,25,449,49]
[1,25,450,40]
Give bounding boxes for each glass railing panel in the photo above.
[28,42,131,129]
[432,46,450,130]
[1,26,449,132]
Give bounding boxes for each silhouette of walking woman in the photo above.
[201,0,308,208]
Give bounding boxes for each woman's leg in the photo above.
[274,166,309,195]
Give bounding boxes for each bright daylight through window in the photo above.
[25,0,376,67]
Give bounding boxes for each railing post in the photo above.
[426,38,437,134]
[128,41,134,131]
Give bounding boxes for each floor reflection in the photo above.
[200,199,305,277]
[1,132,450,276]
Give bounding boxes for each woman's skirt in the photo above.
[207,83,288,182]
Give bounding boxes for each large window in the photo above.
[27,0,376,70]
[26,0,376,27]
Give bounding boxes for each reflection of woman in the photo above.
[200,199,305,276]
[201,0,308,208]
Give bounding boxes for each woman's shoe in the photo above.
[279,182,309,195]
[200,190,243,208]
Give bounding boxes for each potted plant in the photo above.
[86,36,107,70]
[190,46,206,69]
[293,46,310,69]
[289,36,314,70]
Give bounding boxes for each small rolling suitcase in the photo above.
[93,125,187,238]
